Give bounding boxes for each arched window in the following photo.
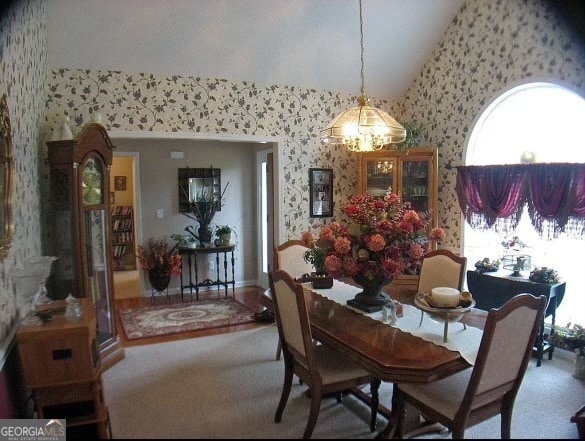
[464,82,585,327]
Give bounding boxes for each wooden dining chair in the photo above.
[393,293,547,439]
[417,249,467,327]
[271,240,314,360]
[268,269,381,439]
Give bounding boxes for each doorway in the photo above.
[256,149,274,289]
[112,152,143,299]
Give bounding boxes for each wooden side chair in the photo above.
[417,249,467,327]
[271,239,314,360]
[394,293,547,439]
[268,269,381,439]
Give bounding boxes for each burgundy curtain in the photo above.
[456,163,585,238]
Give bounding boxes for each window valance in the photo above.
[455,163,585,238]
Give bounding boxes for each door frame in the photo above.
[108,130,285,287]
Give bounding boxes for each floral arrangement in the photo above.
[137,238,182,276]
[475,257,501,272]
[529,266,560,284]
[550,323,584,356]
[301,192,446,285]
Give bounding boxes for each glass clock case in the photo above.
[47,123,124,372]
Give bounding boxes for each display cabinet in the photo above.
[357,147,438,228]
[47,123,124,372]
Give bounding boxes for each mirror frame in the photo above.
[178,167,221,213]
[0,94,14,261]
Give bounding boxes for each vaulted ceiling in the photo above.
[46,0,465,101]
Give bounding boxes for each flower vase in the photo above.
[148,266,171,292]
[198,224,212,245]
[348,274,392,313]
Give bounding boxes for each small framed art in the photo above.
[309,168,333,218]
[114,176,127,191]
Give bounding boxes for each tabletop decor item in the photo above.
[474,257,501,272]
[214,224,235,247]
[529,266,560,284]
[137,238,182,292]
[302,246,333,289]
[302,191,445,312]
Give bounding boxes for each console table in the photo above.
[466,269,566,366]
[179,246,235,300]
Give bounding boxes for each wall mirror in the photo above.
[0,94,14,261]
[178,167,221,213]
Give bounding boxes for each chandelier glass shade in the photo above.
[321,0,406,152]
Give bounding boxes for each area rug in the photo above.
[118,297,256,340]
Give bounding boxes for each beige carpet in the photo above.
[102,325,584,439]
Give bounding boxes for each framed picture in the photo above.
[309,168,333,218]
[114,176,127,191]
[110,192,115,204]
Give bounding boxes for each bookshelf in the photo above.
[111,205,136,271]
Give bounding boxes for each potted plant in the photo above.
[170,233,198,249]
[137,238,182,292]
[214,225,234,246]
[303,247,333,289]
[550,323,584,380]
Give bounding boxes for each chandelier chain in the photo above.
[359,0,365,97]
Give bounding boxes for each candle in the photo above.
[429,287,460,308]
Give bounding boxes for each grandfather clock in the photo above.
[47,122,124,372]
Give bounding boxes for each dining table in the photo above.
[261,278,487,438]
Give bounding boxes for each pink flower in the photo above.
[403,210,420,224]
[333,236,352,255]
[320,227,336,242]
[409,243,425,260]
[301,231,314,247]
[430,227,446,242]
[325,254,342,273]
[368,234,386,252]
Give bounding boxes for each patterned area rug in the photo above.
[118,297,256,340]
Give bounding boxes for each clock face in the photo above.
[82,157,103,205]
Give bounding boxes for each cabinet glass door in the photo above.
[401,159,430,213]
[364,158,396,197]
[81,156,113,346]
[83,210,113,345]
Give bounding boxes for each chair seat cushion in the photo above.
[314,344,372,385]
[398,368,472,420]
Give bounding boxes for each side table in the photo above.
[466,269,566,366]
[179,245,235,300]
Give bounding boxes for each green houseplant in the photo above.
[214,225,234,246]
[303,247,333,289]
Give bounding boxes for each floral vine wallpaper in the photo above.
[1,0,585,351]
[400,0,585,244]
[44,70,393,236]
[0,0,46,348]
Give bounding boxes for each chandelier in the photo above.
[320,0,406,152]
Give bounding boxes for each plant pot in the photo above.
[574,353,585,380]
[215,232,231,246]
[148,267,171,292]
[310,272,333,289]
